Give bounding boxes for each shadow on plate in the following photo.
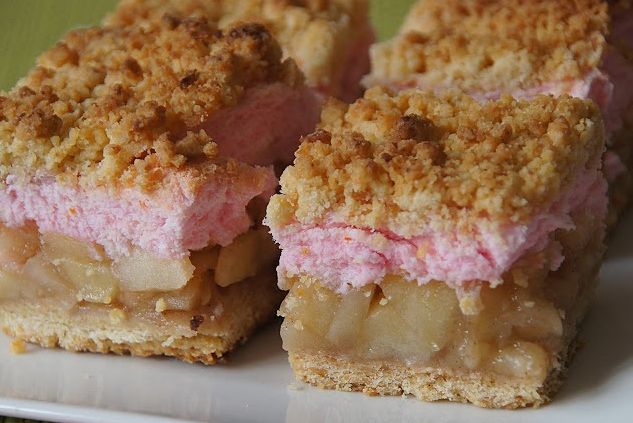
[225,317,286,368]
[604,208,633,260]
[555,260,633,402]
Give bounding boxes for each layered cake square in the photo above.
[0,17,321,363]
[106,0,375,102]
[365,0,633,224]
[268,87,608,407]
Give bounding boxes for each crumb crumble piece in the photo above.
[9,338,27,355]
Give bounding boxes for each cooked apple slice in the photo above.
[55,259,119,304]
[325,285,374,348]
[41,232,106,263]
[491,341,549,381]
[381,280,459,355]
[112,249,195,292]
[0,268,41,300]
[215,227,279,287]
[0,224,40,269]
[23,254,73,296]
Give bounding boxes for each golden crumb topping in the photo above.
[367,0,608,92]
[0,20,301,190]
[401,0,607,39]
[106,0,370,92]
[268,87,604,234]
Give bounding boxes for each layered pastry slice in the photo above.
[268,87,608,408]
[106,0,375,102]
[0,18,321,363]
[365,0,633,225]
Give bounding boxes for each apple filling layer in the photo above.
[280,214,604,383]
[0,223,279,329]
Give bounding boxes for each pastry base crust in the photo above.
[0,272,284,364]
[289,336,579,409]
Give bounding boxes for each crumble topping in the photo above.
[0,19,302,190]
[269,87,604,233]
[106,0,369,89]
[401,0,607,40]
[368,0,608,91]
[9,338,27,354]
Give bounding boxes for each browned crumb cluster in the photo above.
[367,0,607,91]
[105,0,370,91]
[268,87,604,234]
[0,18,302,190]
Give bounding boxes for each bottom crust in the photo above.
[289,336,579,409]
[0,272,284,364]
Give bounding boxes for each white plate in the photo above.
[2,213,633,423]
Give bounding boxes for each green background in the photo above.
[0,0,413,421]
[0,0,415,91]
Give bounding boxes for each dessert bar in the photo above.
[0,17,320,363]
[268,87,608,407]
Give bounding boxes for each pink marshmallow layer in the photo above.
[271,167,608,294]
[0,83,320,259]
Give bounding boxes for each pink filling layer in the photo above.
[1,84,320,258]
[272,168,607,293]
[200,83,320,166]
[1,168,277,259]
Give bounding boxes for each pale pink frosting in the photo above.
[1,168,277,259]
[271,168,607,293]
[199,83,320,165]
[1,83,320,258]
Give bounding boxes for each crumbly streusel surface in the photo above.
[0,18,302,191]
[268,87,604,233]
[368,0,607,91]
[106,0,369,90]
[401,0,607,40]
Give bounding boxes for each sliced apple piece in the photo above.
[23,254,73,296]
[382,280,459,355]
[55,259,118,304]
[325,285,374,348]
[215,227,279,287]
[41,232,106,263]
[0,224,40,269]
[159,275,211,311]
[112,249,195,292]
[0,268,41,300]
[491,341,549,381]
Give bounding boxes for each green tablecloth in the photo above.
[0,0,414,422]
